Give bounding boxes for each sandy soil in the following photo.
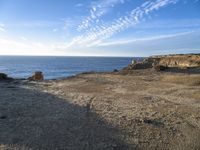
[0,69,200,150]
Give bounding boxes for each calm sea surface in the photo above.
[0,56,142,79]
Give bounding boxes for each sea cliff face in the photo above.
[157,54,200,68]
[125,54,200,70]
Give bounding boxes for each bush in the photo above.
[113,69,118,72]
[0,73,8,80]
[154,65,167,71]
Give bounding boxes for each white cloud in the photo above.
[93,30,200,57]
[0,27,5,32]
[0,23,6,32]
[53,28,58,32]
[97,31,195,46]
[61,18,75,31]
[19,36,27,41]
[77,0,126,31]
[75,3,83,7]
[65,0,179,48]
[132,19,200,30]
[0,38,65,56]
[13,20,59,28]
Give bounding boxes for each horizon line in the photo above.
[0,52,199,58]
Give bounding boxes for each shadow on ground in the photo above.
[0,80,134,150]
[164,67,200,74]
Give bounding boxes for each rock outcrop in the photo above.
[0,73,8,80]
[28,71,44,81]
[157,54,200,68]
[124,54,200,71]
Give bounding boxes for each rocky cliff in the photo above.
[124,54,200,71]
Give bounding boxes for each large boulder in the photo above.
[28,71,44,81]
[0,73,8,80]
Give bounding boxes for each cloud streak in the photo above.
[77,0,126,31]
[97,31,196,46]
[66,0,178,48]
[0,38,65,56]
[0,23,6,32]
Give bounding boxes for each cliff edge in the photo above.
[124,54,200,71]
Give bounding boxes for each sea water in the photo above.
[0,56,141,79]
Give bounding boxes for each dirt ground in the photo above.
[0,69,200,150]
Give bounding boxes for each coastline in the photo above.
[0,56,134,80]
[0,54,200,149]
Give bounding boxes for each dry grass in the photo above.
[162,74,200,86]
[192,91,200,99]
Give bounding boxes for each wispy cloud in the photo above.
[65,0,179,48]
[131,19,200,30]
[12,20,60,28]
[94,30,200,56]
[53,28,58,32]
[0,23,6,32]
[0,38,65,56]
[60,18,79,32]
[75,3,83,7]
[97,31,196,46]
[77,0,126,31]
[19,36,28,41]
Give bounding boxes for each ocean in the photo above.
[0,56,142,79]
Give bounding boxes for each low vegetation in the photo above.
[162,74,200,86]
[193,91,200,99]
[0,73,8,80]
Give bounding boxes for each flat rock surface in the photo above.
[0,70,200,150]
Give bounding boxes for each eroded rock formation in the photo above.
[124,54,200,71]
[157,54,200,68]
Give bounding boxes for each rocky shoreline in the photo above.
[0,54,200,150]
[124,53,200,70]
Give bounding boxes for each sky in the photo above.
[0,0,200,56]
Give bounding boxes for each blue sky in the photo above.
[0,0,200,56]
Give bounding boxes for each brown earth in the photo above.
[0,69,200,150]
